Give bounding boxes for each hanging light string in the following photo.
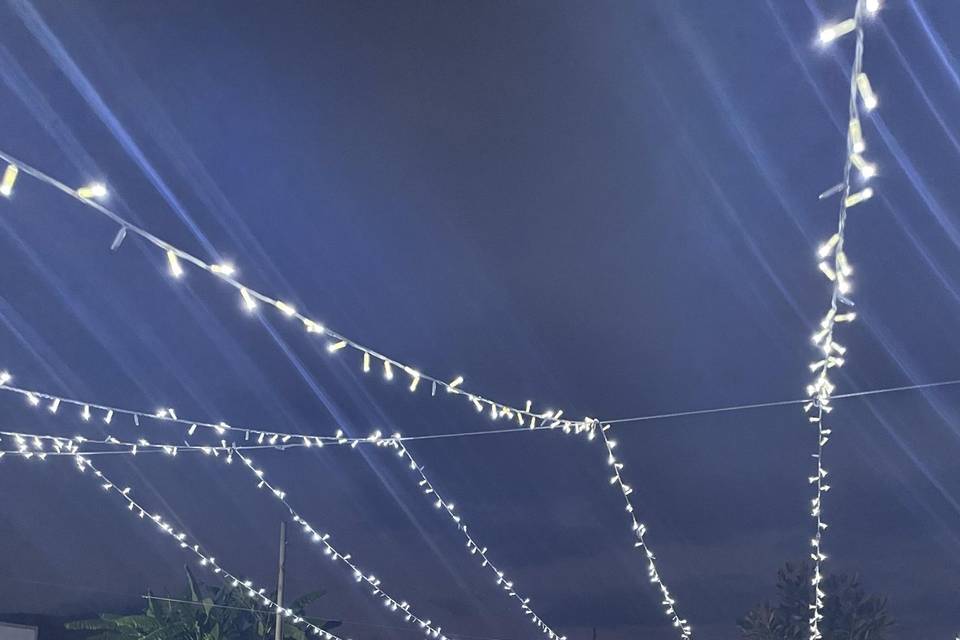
[232,446,454,640]
[2,418,568,639]
[0,429,309,460]
[391,438,567,640]
[595,421,690,639]
[0,149,579,435]
[6,371,959,448]
[64,452,349,640]
[0,374,572,447]
[808,2,880,639]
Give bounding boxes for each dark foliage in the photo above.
[738,562,894,640]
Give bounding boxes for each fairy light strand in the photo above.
[5,372,960,447]
[233,447,453,640]
[0,149,581,435]
[0,429,307,459]
[808,2,879,638]
[64,452,349,640]
[391,438,566,640]
[0,376,575,447]
[596,422,690,638]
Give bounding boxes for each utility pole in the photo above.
[274,521,287,640]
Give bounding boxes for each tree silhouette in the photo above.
[66,567,340,640]
[738,562,893,640]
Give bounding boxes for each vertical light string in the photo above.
[67,453,346,640]
[233,448,452,640]
[392,440,566,640]
[597,422,690,639]
[808,2,879,638]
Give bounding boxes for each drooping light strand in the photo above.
[234,449,453,640]
[0,377,577,448]
[806,2,878,638]
[63,453,347,640]
[596,422,691,639]
[390,439,566,640]
[0,148,576,435]
[0,430,309,460]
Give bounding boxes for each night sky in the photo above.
[1,1,959,638]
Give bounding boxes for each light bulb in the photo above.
[167,251,184,278]
[240,287,257,312]
[77,182,108,199]
[844,187,873,208]
[819,18,856,45]
[856,73,878,111]
[210,262,235,276]
[0,164,18,197]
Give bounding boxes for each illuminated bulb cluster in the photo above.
[384,438,567,640]
[808,3,878,638]
[233,450,450,640]
[597,422,690,639]
[68,454,347,640]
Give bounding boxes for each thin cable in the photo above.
[4,377,960,446]
[600,378,960,426]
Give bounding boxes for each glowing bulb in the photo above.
[240,287,257,312]
[103,409,113,424]
[850,153,876,180]
[210,262,235,276]
[865,0,880,15]
[166,251,184,278]
[327,340,347,353]
[48,397,60,413]
[76,182,108,199]
[363,351,371,372]
[447,376,464,392]
[817,234,840,259]
[406,369,421,393]
[0,164,18,197]
[844,187,873,208]
[818,18,856,45]
[849,118,865,154]
[275,300,296,317]
[856,73,878,111]
[302,318,324,334]
[81,404,91,421]
[383,361,394,381]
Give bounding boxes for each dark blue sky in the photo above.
[1,1,959,638]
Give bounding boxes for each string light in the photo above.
[595,421,690,639]
[0,147,577,436]
[390,439,566,640]
[61,453,348,640]
[234,449,453,640]
[0,163,18,197]
[807,2,878,638]
[0,430,289,459]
